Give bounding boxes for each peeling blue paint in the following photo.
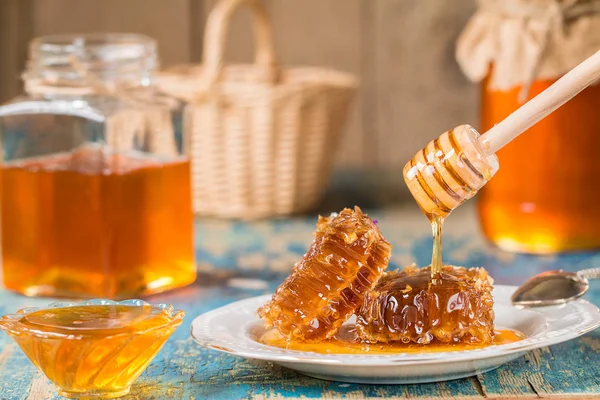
[0,208,598,399]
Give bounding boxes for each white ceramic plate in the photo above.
[190,286,600,384]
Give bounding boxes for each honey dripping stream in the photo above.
[430,216,444,279]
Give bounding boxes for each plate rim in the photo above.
[190,285,600,366]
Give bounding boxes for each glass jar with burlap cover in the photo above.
[457,0,600,253]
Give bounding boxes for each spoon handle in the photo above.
[578,268,600,281]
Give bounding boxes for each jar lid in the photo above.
[23,33,159,94]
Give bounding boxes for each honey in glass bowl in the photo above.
[0,299,184,399]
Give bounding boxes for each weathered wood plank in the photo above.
[0,0,34,103]
[477,330,600,399]
[0,195,597,399]
[189,0,206,63]
[373,0,478,168]
[25,375,54,400]
[30,0,194,66]
[359,0,379,169]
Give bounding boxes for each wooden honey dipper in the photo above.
[404,49,600,275]
[404,49,600,220]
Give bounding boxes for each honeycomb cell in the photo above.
[258,207,392,342]
[356,264,495,344]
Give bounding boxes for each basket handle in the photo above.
[202,0,279,87]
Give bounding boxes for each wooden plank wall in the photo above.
[0,0,478,169]
[0,0,33,104]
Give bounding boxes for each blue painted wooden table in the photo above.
[0,199,599,399]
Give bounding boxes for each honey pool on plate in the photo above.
[258,325,525,355]
[0,302,183,399]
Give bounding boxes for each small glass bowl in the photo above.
[0,299,184,399]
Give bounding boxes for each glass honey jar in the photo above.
[0,34,196,298]
[478,75,600,253]
[457,0,600,253]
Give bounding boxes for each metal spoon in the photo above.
[511,268,600,307]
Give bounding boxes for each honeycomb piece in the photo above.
[258,207,392,342]
[356,264,495,344]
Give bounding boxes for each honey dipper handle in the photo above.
[479,50,600,154]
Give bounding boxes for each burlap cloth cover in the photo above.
[456,0,600,100]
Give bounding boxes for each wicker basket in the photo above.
[156,0,357,219]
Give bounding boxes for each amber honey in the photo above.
[357,265,495,344]
[258,325,524,355]
[0,303,183,399]
[431,217,443,276]
[1,146,196,298]
[479,77,600,253]
[258,207,392,342]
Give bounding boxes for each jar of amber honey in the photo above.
[0,34,196,298]
[457,0,600,253]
